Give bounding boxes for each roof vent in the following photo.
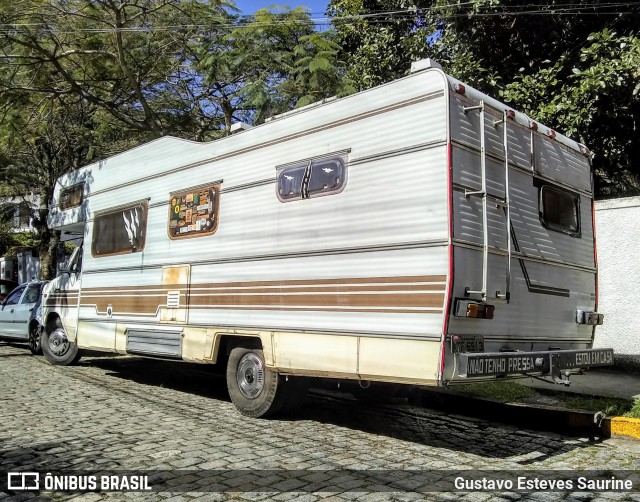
[230,122,252,134]
[410,58,442,73]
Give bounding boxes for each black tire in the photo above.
[28,322,42,355]
[41,318,81,366]
[226,347,287,418]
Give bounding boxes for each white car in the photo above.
[0,281,48,354]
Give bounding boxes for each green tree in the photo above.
[0,94,99,278]
[195,7,352,137]
[328,0,640,196]
[0,0,230,140]
[0,1,353,275]
[503,30,640,196]
[329,0,439,90]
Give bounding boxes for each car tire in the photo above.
[28,322,42,355]
[226,347,287,418]
[41,318,81,365]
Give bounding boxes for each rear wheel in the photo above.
[41,319,80,366]
[28,322,42,355]
[226,347,287,418]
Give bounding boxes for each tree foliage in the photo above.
[0,1,348,277]
[329,0,439,90]
[502,30,640,196]
[195,7,352,135]
[328,0,640,196]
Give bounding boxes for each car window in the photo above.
[22,285,41,304]
[4,286,25,306]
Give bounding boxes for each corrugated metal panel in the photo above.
[509,171,595,269]
[75,71,451,341]
[450,97,502,158]
[534,135,592,191]
[186,246,449,338]
[452,146,506,198]
[448,247,595,342]
[453,191,508,249]
[52,70,448,212]
[506,123,532,169]
[126,329,182,358]
[87,147,449,273]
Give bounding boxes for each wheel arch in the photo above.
[214,334,263,365]
[44,312,63,334]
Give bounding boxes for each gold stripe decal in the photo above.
[79,275,446,315]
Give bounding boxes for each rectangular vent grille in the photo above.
[167,291,180,308]
[126,329,182,359]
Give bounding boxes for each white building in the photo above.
[1,193,40,232]
[594,196,640,371]
[0,193,41,283]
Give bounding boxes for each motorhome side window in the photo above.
[539,185,580,237]
[277,155,346,202]
[168,184,220,240]
[59,183,84,210]
[91,201,148,257]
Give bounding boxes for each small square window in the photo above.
[308,158,345,197]
[59,184,84,210]
[276,154,347,202]
[277,163,308,201]
[539,185,580,237]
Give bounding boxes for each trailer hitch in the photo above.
[549,353,571,386]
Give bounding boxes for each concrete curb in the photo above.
[413,388,604,437]
[603,416,640,440]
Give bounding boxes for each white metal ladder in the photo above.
[463,101,512,303]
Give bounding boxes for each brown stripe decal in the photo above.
[80,275,447,294]
[78,275,446,315]
[189,293,444,309]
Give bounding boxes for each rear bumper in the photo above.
[456,348,614,378]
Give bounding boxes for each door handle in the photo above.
[10,309,14,313]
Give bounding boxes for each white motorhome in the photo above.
[42,60,612,417]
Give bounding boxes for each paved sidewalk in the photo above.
[521,369,640,400]
[2,342,640,500]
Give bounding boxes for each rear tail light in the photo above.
[455,300,495,319]
[454,83,466,94]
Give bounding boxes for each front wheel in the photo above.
[41,320,81,366]
[226,347,286,418]
[28,323,42,355]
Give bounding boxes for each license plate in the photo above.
[457,335,484,353]
[460,348,614,377]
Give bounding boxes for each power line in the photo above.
[0,2,636,35]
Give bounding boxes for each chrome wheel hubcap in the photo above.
[237,353,265,399]
[49,328,70,356]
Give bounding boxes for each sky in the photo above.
[233,0,329,17]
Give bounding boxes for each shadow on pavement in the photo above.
[78,355,600,463]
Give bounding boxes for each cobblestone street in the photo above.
[1,341,639,501]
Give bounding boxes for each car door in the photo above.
[13,283,41,340]
[0,285,26,337]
